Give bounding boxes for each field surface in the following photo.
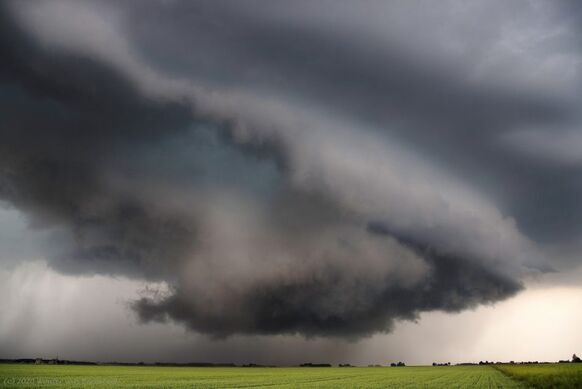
[0,364,525,389]
[494,363,582,389]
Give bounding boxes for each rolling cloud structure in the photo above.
[1,0,581,338]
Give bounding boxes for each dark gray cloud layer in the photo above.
[1,0,580,338]
[127,1,581,243]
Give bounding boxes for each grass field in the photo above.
[494,363,582,389]
[0,363,526,388]
[1,363,581,388]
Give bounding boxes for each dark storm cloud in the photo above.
[0,4,197,279]
[0,0,580,338]
[133,240,522,338]
[125,0,582,243]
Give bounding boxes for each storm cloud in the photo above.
[1,0,581,338]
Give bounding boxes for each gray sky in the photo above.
[1,0,581,364]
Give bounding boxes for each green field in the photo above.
[0,364,518,389]
[0,363,580,388]
[494,363,582,389]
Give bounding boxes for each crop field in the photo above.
[0,363,526,389]
[0,363,581,388]
[494,363,582,389]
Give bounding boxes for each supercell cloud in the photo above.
[1,0,581,338]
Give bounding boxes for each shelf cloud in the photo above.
[1,0,581,338]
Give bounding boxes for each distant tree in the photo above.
[299,363,331,367]
[573,354,581,363]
